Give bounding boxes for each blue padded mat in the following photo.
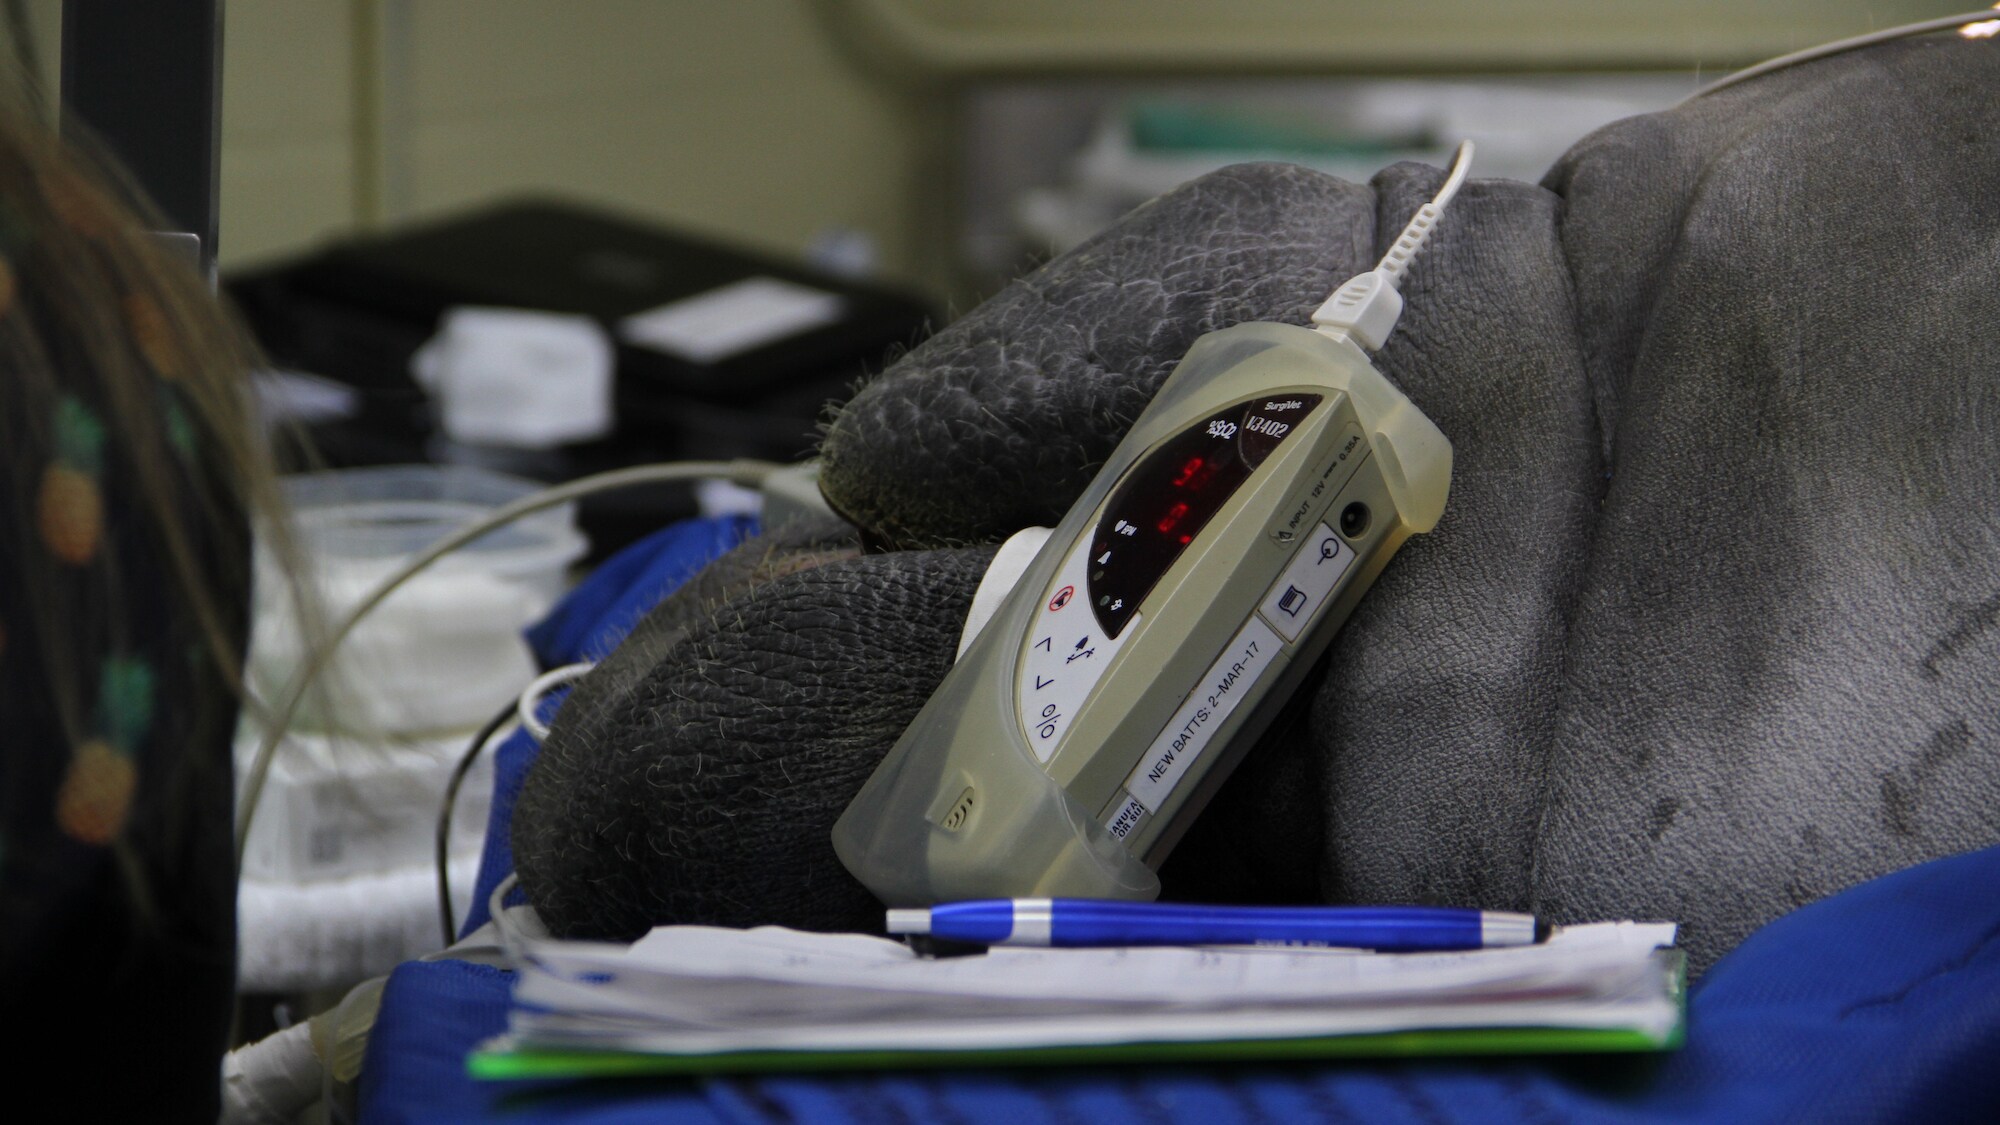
[368,840,2000,1123]
[365,517,2000,1123]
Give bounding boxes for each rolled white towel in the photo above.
[238,858,481,993]
[220,1022,319,1125]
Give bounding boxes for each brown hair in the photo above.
[0,84,288,997]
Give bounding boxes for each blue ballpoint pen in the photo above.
[885,898,1550,951]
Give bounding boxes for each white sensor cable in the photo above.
[1312,140,1474,351]
[518,662,596,742]
[1377,140,1472,287]
[1691,10,2000,100]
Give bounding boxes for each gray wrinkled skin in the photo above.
[515,40,1999,972]
[513,519,997,938]
[1530,43,2000,962]
[819,163,1375,548]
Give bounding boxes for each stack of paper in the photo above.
[472,921,1682,1078]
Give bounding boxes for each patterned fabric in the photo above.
[0,155,251,1122]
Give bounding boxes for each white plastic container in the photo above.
[246,464,587,737]
[235,724,495,884]
[235,462,583,984]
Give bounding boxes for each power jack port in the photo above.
[1338,502,1370,539]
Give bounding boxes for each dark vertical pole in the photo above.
[60,0,223,268]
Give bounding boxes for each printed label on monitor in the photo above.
[1020,533,1138,762]
[1105,793,1149,842]
[1258,521,1355,643]
[1124,616,1282,812]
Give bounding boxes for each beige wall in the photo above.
[220,4,359,268]
[219,2,934,292]
[859,0,1960,73]
[10,1,1963,299]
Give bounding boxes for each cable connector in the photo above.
[1311,140,1473,353]
[1377,202,1443,287]
[1311,269,1404,351]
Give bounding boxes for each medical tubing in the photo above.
[1690,11,2000,100]
[235,458,783,866]
[436,700,517,946]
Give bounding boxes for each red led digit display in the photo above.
[1171,457,1213,489]
[1086,393,1322,638]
